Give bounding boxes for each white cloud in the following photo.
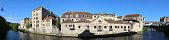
[5,16,21,23]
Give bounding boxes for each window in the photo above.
[70,27,75,30]
[86,26,89,30]
[36,13,38,16]
[99,26,101,29]
[94,26,96,29]
[118,26,119,28]
[72,19,73,21]
[128,26,130,28]
[36,20,39,23]
[94,16,96,18]
[36,17,38,20]
[62,19,64,21]
[65,25,67,27]
[69,25,72,27]
[82,15,85,17]
[98,20,101,22]
[110,26,112,28]
[78,26,81,28]
[124,26,126,28]
[42,24,45,26]
[121,26,123,28]
[115,26,117,28]
[73,25,75,27]
[109,26,113,31]
[36,24,39,27]
[104,26,107,28]
[70,25,75,30]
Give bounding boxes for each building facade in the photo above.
[31,6,60,35]
[19,18,32,30]
[60,12,144,36]
[160,16,169,22]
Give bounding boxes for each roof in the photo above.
[76,19,91,23]
[32,6,47,11]
[61,12,92,19]
[62,19,91,23]
[63,12,91,15]
[117,16,123,18]
[123,17,137,21]
[125,14,141,17]
[92,13,115,16]
[105,19,130,24]
[43,16,55,20]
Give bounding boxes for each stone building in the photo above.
[31,6,60,35]
[60,12,144,36]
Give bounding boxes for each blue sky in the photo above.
[0,0,169,23]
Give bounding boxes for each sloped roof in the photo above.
[125,14,140,17]
[43,16,55,20]
[76,19,91,23]
[62,19,91,23]
[123,17,137,21]
[62,12,91,15]
[61,12,92,19]
[105,19,130,24]
[117,16,123,18]
[62,19,76,23]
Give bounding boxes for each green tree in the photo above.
[0,16,10,40]
[10,23,19,31]
[56,20,61,30]
[26,23,32,28]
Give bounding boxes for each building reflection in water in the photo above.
[19,32,143,40]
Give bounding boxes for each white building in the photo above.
[19,18,32,30]
[60,12,144,37]
[19,20,26,30]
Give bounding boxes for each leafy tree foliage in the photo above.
[0,16,10,40]
[26,23,32,29]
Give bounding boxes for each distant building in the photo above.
[31,6,60,35]
[160,16,169,22]
[60,12,144,36]
[19,18,32,30]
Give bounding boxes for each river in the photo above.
[6,30,169,40]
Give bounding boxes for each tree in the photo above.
[0,16,10,40]
[10,23,19,31]
[56,20,61,30]
[26,23,32,29]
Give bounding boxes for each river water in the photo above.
[6,30,169,40]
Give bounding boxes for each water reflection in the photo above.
[19,32,143,40]
[7,30,169,40]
